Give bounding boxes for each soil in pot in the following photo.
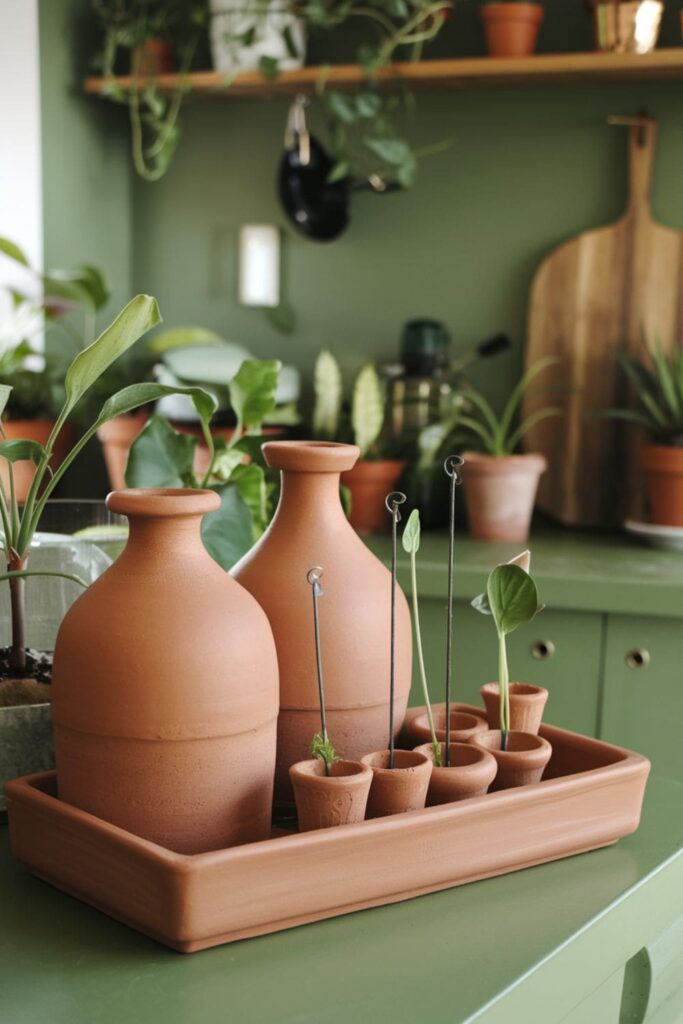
[408,709,487,746]
[289,758,373,831]
[414,741,497,805]
[641,443,683,526]
[361,748,431,817]
[461,451,547,542]
[480,682,548,735]
[480,2,544,57]
[469,729,552,791]
[341,459,407,534]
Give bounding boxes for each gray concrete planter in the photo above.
[0,702,54,812]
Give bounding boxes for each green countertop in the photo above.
[1,776,681,1024]
[367,530,683,619]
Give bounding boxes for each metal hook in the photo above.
[444,454,465,484]
[607,111,654,148]
[385,490,407,523]
[306,565,324,596]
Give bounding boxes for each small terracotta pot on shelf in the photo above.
[408,709,487,746]
[360,748,431,817]
[469,729,552,791]
[131,39,175,77]
[480,2,544,58]
[480,682,548,735]
[461,451,547,542]
[289,759,373,832]
[640,443,683,527]
[341,459,407,534]
[414,742,497,805]
[97,412,150,491]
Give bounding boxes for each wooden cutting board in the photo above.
[522,117,683,527]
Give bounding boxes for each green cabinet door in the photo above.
[601,615,683,781]
[410,600,603,737]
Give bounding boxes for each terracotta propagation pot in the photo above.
[469,729,552,791]
[414,742,498,805]
[289,758,373,831]
[480,682,548,735]
[461,451,547,542]
[97,412,150,491]
[51,488,279,854]
[232,442,412,801]
[480,2,544,57]
[131,39,175,76]
[640,443,683,527]
[340,459,407,534]
[361,748,431,817]
[408,709,487,746]
[0,420,72,504]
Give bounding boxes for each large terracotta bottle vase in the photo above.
[51,488,279,854]
[232,441,412,801]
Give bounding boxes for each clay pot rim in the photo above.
[289,758,372,783]
[106,487,221,518]
[470,729,552,764]
[361,748,431,775]
[341,459,407,480]
[414,741,497,774]
[481,681,549,702]
[461,451,548,475]
[640,442,683,474]
[480,2,544,21]
[412,710,486,739]
[263,440,360,474]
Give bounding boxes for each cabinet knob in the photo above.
[531,640,555,660]
[626,648,650,670]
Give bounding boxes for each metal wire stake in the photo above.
[307,566,328,774]
[443,456,464,768]
[385,491,406,770]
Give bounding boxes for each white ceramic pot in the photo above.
[209,0,306,75]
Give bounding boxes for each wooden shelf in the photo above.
[84,49,683,97]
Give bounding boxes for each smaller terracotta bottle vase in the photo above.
[469,730,552,791]
[408,709,487,746]
[480,682,548,734]
[360,749,431,817]
[414,742,497,805]
[289,759,373,831]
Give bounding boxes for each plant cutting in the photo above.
[470,551,551,789]
[289,567,373,831]
[454,357,558,541]
[602,344,683,526]
[480,1,544,58]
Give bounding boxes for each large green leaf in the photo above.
[125,415,197,488]
[201,484,255,570]
[147,326,226,354]
[0,439,46,465]
[230,462,268,534]
[229,359,280,434]
[401,508,421,555]
[94,382,217,430]
[486,563,539,637]
[351,363,384,457]
[44,265,110,312]
[63,295,161,416]
[0,237,29,267]
[313,350,343,438]
[0,385,13,418]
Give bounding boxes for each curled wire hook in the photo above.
[444,454,465,485]
[385,490,407,523]
[306,565,324,595]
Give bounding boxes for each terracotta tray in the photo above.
[5,714,650,953]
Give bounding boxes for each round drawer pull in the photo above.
[626,648,650,670]
[531,640,555,660]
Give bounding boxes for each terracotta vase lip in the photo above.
[461,450,548,473]
[481,681,549,701]
[262,440,360,473]
[106,487,221,518]
[414,741,496,771]
[470,729,552,762]
[289,758,372,782]
[361,748,431,773]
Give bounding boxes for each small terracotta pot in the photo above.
[480,682,548,734]
[480,2,544,57]
[361,748,431,817]
[414,742,497,805]
[461,451,547,542]
[408,709,487,746]
[131,39,174,77]
[469,729,552,791]
[640,443,683,527]
[341,459,407,534]
[289,758,373,831]
[1,420,72,504]
[97,412,150,491]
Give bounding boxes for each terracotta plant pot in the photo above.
[131,39,174,76]
[640,443,683,527]
[340,459,407,534]
[289,758,373,831]
[408,709,487,746]
[414,742,498,805]
[461,451,547,542]
[361,748,431,817]
[97,412,150,491]
[0,420,71,504]
[480,2,544,57]
[52,488,279,854]
[233,442,412,801]
[480,682,548,734]
[469,729,552,791]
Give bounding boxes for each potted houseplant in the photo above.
[311,350,406,533]
[480,0,544,57]
[289,567,373,831]
[604,345,683,527]
[454,357,558,541]
[469,552,552,789]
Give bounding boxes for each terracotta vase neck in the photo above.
[106,488,220,569]
[272,471,349,531]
